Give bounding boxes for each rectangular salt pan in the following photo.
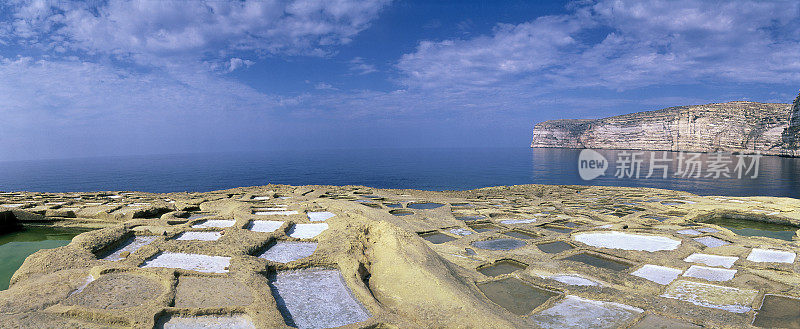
[747,248,796,263]
[176,231,222,241]
[157,314,255,329]
[661,280,757,313]
[288,223,328,239]
[549,274,601,286]
[141,252,231,273]
[631,264,683,285]
[693,236,730,248]
[683,253,737,268]
[499,218,537,225]
[248,220,284,233]
[307,211,336,222]
[530,295,643,329]
[259,242,317,263]
[269,269,370,329]
[682,265,736,282]
[676,229,701,236]
[254,210,298,216]
[191,219,235,228]
[101,236,157,261]
[573,231,681,252]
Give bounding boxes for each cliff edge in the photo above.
[532,92,800,156]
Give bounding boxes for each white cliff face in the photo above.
[531,100,797,156]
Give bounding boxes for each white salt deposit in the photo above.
[191,219,235,228]
[499,218,537,225]
[661,280,757,313]
[676,229,702,236]
[253,196,270,200]
[258,241,317,263]
[631,264,683,285]
[449,228,473,236]
[157,314,255,329]
[697,227,719,233]
[101,236,158,261]
[248,220,284,233]
[0,204,23,208]
[288,223,329,239]
[254,210,298,216]
[176,231,222,241]
[307,211,336,222]
[530,295,643,329]
[693,236,730,248]
[683,253,737,268]
[746,248,796,263]
[269,269,370,329]
[550,275,601,286]
[573,231,681,252]
[682,265,737,282]
[141,252,231,273]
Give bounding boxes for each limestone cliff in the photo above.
[531,100,798,156]
[781,91,800,156]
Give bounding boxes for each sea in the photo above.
[1,147,798,198]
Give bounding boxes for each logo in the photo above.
[578,149,608,180]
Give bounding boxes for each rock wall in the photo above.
[782,91,800,156]
[531,100,797,156]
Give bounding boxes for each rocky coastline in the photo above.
[1,184,799,328]
[531,91,800,157]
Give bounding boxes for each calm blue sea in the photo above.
[1,148,798,198]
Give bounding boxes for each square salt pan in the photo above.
[682,265,736,282]
[176,231,222,241]
[191,219,235,228]
[141,252,230,273]
[248,220,284,233]
[747,248,796,263]
[683,253,738,268]
[288,223,328,239]
[307,211,336,222]
[631,264,682,285]
[693,236,730,248]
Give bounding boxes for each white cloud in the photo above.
[348,57,378,75]
[397,0,800,91]
[3,0,392,65]
[227,58,255,72]
[315,82,337,90]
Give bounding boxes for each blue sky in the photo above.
[1,0,799,161]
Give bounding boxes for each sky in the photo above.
[0,0,799,161]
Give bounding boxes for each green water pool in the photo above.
[0,226,88,290]
[708,217,798,241]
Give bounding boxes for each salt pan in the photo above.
[288,223,328,239]
[746,248,796,263]
[573,231,681,252]
[631,264,682,285]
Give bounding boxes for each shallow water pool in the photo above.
[0,226,88,290]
